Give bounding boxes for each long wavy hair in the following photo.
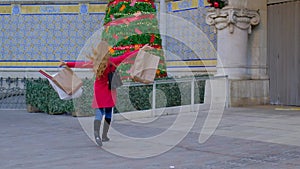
[87,41,110,78]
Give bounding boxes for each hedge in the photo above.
[25,77,206,116]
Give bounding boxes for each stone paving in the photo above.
[1,106,300,169]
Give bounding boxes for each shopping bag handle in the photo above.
[39,69,53,79]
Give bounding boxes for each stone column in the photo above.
[206,6,260,79]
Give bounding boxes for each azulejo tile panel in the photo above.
[165,8,217,62]
[0,4,105,68]
[0,2,216,69]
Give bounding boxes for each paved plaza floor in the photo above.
[1,106,300,169]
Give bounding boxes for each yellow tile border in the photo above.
[167,60,217,67]
[21,5,80,14]
[21,5,40,14]
[0,5,11,14]
[0,4,107,15]
[204,0,210,7]
[58,5,80,13]
[171,0,198,11]
[88,4,106,13]
[0,62,60,67]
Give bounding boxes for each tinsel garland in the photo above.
[112,44,161,51]
[103,21,159,41]
[110,11,154,18]
[109,44,162,57]
[104,14,156,26]
[104,2,156,24]
[109,44,161,55]
[107,0,155,8]
[103,33,162,50]
[102,17,160,46]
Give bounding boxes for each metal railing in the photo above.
[120,75,229,111]
[0,75,228,110]
[0,77,27,109]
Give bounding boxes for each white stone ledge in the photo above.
[113,104,209,121]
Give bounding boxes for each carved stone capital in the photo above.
[206,7,260,34]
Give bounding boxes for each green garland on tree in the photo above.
[104,2,156,24]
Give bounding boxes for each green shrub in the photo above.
[25,78,50,113]
[25,78,82,115]
[73,78,94,116]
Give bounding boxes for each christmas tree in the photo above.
[101,0,168,81]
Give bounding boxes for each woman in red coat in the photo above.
[61,41,138,146]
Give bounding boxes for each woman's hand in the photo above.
[59,60,67,67]
[142,44,154,51]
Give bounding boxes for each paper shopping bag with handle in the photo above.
[39,67,83,95]
[130,46,160,84]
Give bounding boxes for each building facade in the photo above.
[0,0,299,106]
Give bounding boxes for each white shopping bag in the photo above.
[130,46,160,84]
[39,67,83,95]
[47,76,83,100]
[39,68,83,100]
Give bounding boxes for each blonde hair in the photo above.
[87,41,110,78]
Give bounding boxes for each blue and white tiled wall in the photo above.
[0,0,217,71]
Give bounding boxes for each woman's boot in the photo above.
[102,118,111,142]
[94,120,102,146]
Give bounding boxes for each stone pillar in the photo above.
[205,1,270,107]
[206,6,260,79]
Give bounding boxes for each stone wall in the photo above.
[246,0,268,80]
[229,80,269,106]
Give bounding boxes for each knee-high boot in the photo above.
[102,118,111,142]
[94,120,102,146]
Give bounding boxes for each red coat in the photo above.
[66,50,138,108]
